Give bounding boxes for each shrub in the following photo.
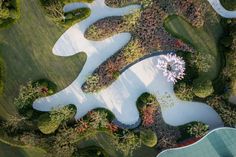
[14,82,45,116]
[33,78,57,95]
[191,52,213,73]
[140,129,158,147]
[38,105,76,134]
[82,74,102,93]
[193,79,214,98]
[112,131,141,157]
[178,121,209,141]
[0,0,20,28]
[207,96,236,127]
[37,113,61,134]
[136,92,158,109]
[174,82,194,101]
[40,0,91,28]
[186,122,209,138]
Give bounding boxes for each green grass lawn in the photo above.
[0,0,86,119]
[164,14,223,83]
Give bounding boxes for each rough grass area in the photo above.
[164,14,223,83]
[0,0,86,119]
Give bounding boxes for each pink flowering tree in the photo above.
[156,53,185,83]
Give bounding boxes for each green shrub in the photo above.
[0,0,20,28]
[33,78,57,95]
[136,92,158,109]
[140,129,158,147]
[37,113,61,134]
[40,0,91,28]
[14,82,44,116]
[174,82,194,101]
[193,79,214,98]
[82,74,102,93]
[38,105,76,134]
[178,121,209,141]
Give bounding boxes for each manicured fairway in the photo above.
[0,0,86,119]
[164,15,223,82]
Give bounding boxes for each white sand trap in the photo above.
[207,0,236,18]
[33,0,225,129]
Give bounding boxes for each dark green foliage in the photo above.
[39,0,91,28]
[33,78,57,95]
[112,130,141,157]
[0,0,20,28]
[178,121,209,141]
[174,82,194,101]
[38,105,76,134]
[193,79,214,98]
[207,96,236,127]
[140,129,158,147]
[14,82,45,116]
[136,92,159,109]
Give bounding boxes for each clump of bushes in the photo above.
[178,121,209,142]
[193,79,214,98]
[0,0,20,28]
[207,95,236,127]
[174,82,194,101]
[38,105,76,134]
[14,79,57,117]
[33,78,57,95]
[140,129,158,147]
[40,0,91,28]
[136,92,159,127]
[82,74,103,93]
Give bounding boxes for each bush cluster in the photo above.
[0,0,20,28]
[40,0,92,28]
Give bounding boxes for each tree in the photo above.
[112,131,141,157]
[38,105,76,134]
[186,122,209,138]
[174,82,194,101]
[140,129,158,147]
[191,52,213,73]
[193,79,214,98]
[14,82,44,116]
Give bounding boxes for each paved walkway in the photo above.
[33,0,228,129]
